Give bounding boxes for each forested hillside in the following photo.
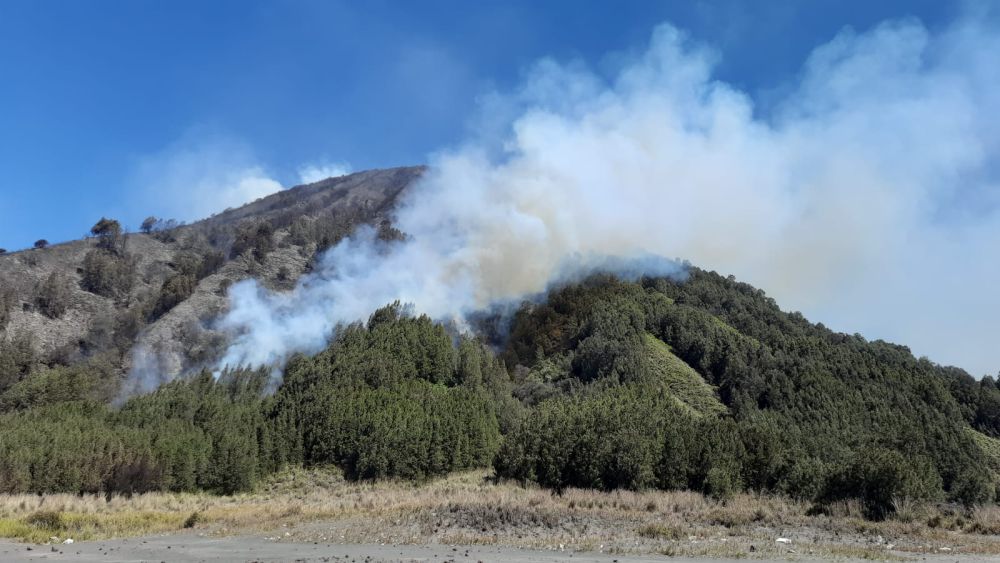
[2,262,999,521]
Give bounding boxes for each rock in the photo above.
[63,538,74,544]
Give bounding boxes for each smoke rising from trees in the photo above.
[214,14,999,378]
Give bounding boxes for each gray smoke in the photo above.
[215,15,999,377]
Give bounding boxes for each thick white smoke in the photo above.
[218,15,1000,377]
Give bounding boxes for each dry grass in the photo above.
[0,467,998,560]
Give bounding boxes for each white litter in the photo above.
[62,539,73,545]
[776,538,792,544]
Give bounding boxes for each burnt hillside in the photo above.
[0,166,425,394]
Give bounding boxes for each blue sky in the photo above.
[0,0,958,251]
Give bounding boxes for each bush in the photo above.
[826,449,943,520]
[183,512,201,528]
[80,249,134,298]
[0,279,15,329]
[950,468,995,507]
[33,239,48,249]
[0,332,36,395]
[25,510,64,530]
[777,456,828,501]
[150,273,196,320]
[36,272,71,319]
[230,221,274,261]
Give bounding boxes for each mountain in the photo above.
[0,166,425,394]
[1,166,999,520]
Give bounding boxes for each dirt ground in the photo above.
[3,532,994,563]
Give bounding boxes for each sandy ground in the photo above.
[1,533,998,563]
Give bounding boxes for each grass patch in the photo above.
[637,523,684,540]
[710,316,761,348]
[0,510,186,543]
[969,428,1000,479]
[0,519,49,543]
[643,333,726,417]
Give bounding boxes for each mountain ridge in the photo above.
[0,166,425,392]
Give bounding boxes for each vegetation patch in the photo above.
[642,333,726,417]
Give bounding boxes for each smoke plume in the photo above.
[217,15,1000,377]
[132,134,285,222]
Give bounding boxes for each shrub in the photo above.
[150,273,196,320]
[827,449,943,520]
[25,510,64,530]
[36,272,71,319]
[80,249,134,298]
[0,279,15,329]
[950,468,995,507]
[637,523,684,540]
[33,239,48,249]
[230,221,274,261]
[183,512,201,528]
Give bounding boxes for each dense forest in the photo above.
[1,267,999,521]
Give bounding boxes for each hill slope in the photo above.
[0,166,425,394]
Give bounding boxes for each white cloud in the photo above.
[297,161,352,184]
[132,135,283,222]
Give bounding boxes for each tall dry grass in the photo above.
[0,467,997,559]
